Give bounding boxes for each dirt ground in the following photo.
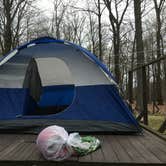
[130,102,166,116]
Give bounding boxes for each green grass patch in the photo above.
[148,115,166,135]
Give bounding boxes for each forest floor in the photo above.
[147,104,166,135]
[131,103,166,135]
[148,114,166,135]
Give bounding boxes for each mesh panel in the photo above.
[0,43,113,88]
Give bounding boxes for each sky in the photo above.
[36,0,155,34]
[36,0,132,23]
[36,0,82,17]
[36,0,54,17]
[36,0,155,18]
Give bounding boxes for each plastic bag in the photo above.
[36,125,100,161]
[36,125,74,161]
[68,133,100,156]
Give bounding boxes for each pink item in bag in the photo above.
[36,125,73,161]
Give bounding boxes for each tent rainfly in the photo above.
[0,37,141,133]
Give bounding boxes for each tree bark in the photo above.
[97,0,102,61]
[3,0,12,54]
[153,0,164,105]
[128,36,136,104]
[158,119,166,133]
[113,27,121,84]
[134,0,148,124]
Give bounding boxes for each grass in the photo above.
[148,114,166,134]
[133,111,166,135]
[131,103,166,135]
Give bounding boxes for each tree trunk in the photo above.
[128,36,136,104]
[88,12,96,55]
[98,0,102,61]
[134,0,148,124]
[3,0,12,54]
[113,28,121,84]
[155,8,163,105]
[158,119,166,133]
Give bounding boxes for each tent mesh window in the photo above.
[23,57,75,115]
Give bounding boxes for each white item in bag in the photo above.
[36,125,73,161]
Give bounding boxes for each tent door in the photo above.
[23,57,75,115]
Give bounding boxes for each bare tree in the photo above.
[134,0,148,124]
[103,0,130,84]
[62,12,86,45]
[70,0,105,61]
[93,0,105,61]
[87,10,97,54]
[0,0,35,54]
[153,0,165,105]
[51,0,68,39]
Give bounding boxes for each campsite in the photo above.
[0,0,166,165]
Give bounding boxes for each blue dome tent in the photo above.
[0,37,141,133]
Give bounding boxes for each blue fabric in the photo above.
[22,85,139,128]
[0,85,139,129]
[0,88,36,119]
[18,37,64,51]
[38,85,75,107]
[0,37,139,130]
